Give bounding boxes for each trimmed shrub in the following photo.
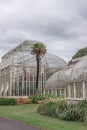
[0,98,16,105]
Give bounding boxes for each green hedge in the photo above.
[37,100,87,122]
[0,98,16,105]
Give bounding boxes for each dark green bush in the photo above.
[48,102,58,117]
[31,94,45,103]
[37,99,87,122]
[37,100,67,118]
[30,95,38,103]
[31,94,57,104]
[61,108,85,121]
[56,101,67,118]
[78,100,87,110]
[61,103,87,122]
[37,102,51,115]
[0,98,16,105]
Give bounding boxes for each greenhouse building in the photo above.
[45,56,87,100]
[0,40,87,100]
[0,40,66,97]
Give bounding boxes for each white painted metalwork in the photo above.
[0,40,66,97]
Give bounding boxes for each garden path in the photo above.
[0,117,41,130]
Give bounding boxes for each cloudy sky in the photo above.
[0,0,87,62]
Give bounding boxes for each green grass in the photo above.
[0,104,87,130]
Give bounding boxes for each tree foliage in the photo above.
[31,42,47,57]
[72,47,87,59]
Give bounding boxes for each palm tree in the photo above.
[31,42,46,94]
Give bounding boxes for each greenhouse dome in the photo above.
[45,55,87,99]
[0,40,67,97]
[0,40,66,69]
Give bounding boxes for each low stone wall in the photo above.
[66,98,87,104]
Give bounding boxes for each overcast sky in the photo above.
[0,0,87,62]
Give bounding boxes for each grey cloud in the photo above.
[40,19,79,39]
[0,0,87,61]
[75,0,87,20]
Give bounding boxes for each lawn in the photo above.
[0,104,87,130]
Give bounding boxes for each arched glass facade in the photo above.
[0,40,66,97]
[45,56,87,99]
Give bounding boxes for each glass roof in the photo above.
[45,55,87,89]
[0,40,67,70]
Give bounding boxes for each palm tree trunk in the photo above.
[36,56,40,94]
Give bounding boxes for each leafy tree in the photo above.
[72,47,87,59]
[31,42,46,94]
